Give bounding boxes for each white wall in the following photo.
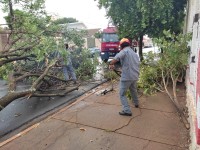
[185,0,200,149]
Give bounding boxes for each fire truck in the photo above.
[100,26,120,62]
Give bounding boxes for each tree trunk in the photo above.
[139,35,143,61]
[8,0,14,30]
[0,85,79,111]
[0,90,32,110]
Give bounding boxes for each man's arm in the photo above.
[109,50,124,69]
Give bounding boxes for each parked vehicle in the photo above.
[143,46,159,54]
[88,47,100,57]
[142,46,160,62]
[100,26,120,62]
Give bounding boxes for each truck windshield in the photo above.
[102,33,119,42]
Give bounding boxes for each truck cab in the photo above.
[100,27,120,62]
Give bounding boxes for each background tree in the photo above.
[94,31,102,39]
[96,0,187,60]
[52,17,78,25]
[96,0,190,128]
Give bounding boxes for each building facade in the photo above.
[185,0,200,149]
[0,29,9,51]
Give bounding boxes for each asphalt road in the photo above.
[0,79,106,138]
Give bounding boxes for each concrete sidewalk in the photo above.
[0,82,189,150]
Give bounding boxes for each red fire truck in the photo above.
[100,26,120,62]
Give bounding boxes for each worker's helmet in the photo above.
[120,38,130,45]
[119,38,130,49]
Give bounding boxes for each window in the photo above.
[102,33,119,42]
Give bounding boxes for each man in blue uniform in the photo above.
[109,38,140,116]
[62,43,77,84]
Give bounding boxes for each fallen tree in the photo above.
[0,60,80,110]
[0,0,95,111]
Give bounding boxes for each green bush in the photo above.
[137,31,191,95]
[0,64,12,80]
[71,49,99,80]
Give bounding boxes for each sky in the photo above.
[0,0,109,29]
[45,0,109,29]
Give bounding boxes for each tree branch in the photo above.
[0,54,36,67]
[31,61,56,90]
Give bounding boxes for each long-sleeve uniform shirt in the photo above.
[114,46,140,81]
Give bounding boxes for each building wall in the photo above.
[67,22,87,30]
[84,28,101,49]
[95,38,101,49]
[83,37,101,49]
[84,37,95,48]
[0,31,9,51]
[185,0,200,149]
